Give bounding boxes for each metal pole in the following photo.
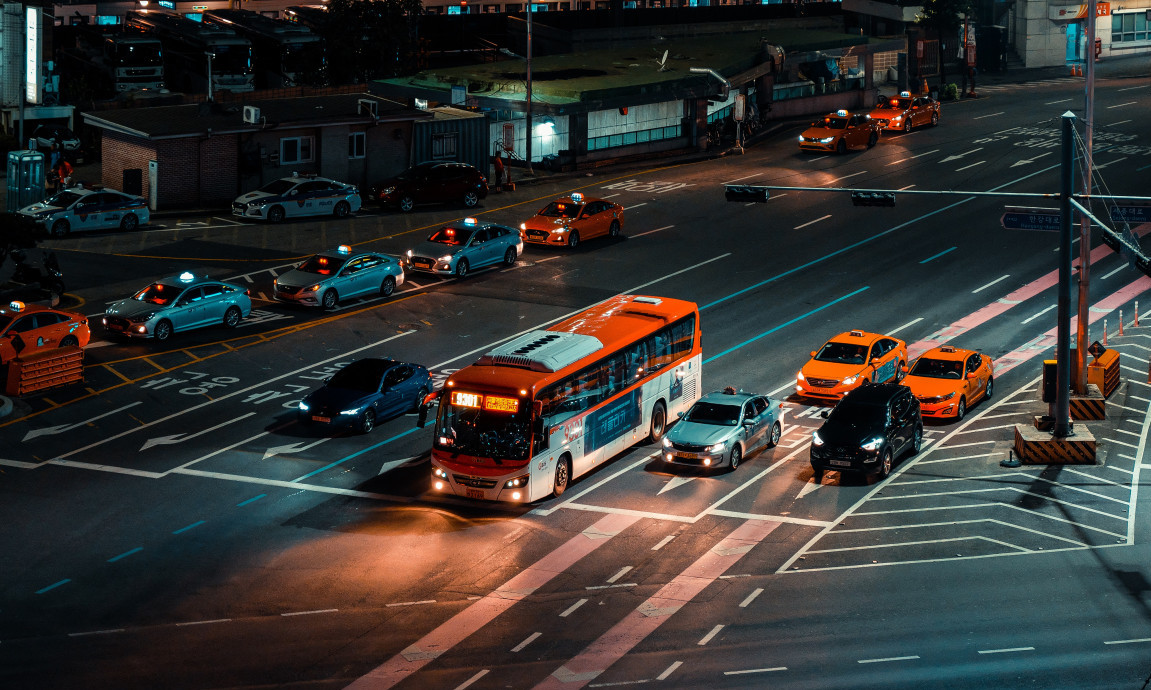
[207,52,214,102]
[1056,111,1076,438]
[525,4,533,175]
[1076,0,1097,393]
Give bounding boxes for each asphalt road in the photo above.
[3,75,1151,690]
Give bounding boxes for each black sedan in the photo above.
[810,383,923,479]
[298,358,432,434]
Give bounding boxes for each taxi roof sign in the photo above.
[570,192,583,203]
[463,217,477,225]
[337,245,351,254]
[179,271,195,282]
[836,109,848,116]
[8,300,25,312]
[900,91,911,97]
[849,330,865,337]
[939,345,956,352]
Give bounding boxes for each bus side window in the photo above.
[626,341,647,380]
[647,329,673,373]
[604,353,626,399]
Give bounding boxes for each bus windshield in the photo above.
[211,44,252,74]
[115,43,163,67]
[435,392,532,461]
[282,41,323,74]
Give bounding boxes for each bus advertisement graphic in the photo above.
[585,390,642,454]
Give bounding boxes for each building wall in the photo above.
[101,130,239,209]
[99,129,157,200]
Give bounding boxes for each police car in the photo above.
[232,175,361,223]
[103,271,252,342]
[274,245,405,309]
[19,186,150,236]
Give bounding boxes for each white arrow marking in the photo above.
[263,438,330,460]
[141,413,256,451]
[797,476,824,499]
[379,456,422,475]
[24,402,143,442]
[940,147,984,163]
[658,474,698,494]
[1011,151,1053,168]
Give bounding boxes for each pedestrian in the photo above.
[48,143,61,171]
[54,158,73,192]
[493,152,505,191]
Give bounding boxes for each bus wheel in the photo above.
[648,401,667,444]
[553,456,571,497]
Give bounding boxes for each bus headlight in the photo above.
[433,467,448,479]
[505,474,529,488]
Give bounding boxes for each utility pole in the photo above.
[1056,111,1075,437]
[525,3,533,175]
[1076,0,1098,394]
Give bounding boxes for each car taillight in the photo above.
[244,288,251,296]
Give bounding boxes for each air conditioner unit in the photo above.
[358,98,378,118]
[242,106,261,124]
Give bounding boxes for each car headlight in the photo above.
[247,199,268,207]
[842,375,859,386]
[662,437,672,448]
[797,135,804,142]
[861,436,884,452]
[706,441,727,454]
[382,186,396,194]
[520,223,527,230]
[796,371,806,382]
[340,407,362,416]
[299,402,310,412]
[892,115,902,122]
[439,255,453,263]
[128,312,157,323]
[406,249,414,258]
[303,284,321,293]
[505,475,529,488]
[820,137,835,143]
[812,431,824,447]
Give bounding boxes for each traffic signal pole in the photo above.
[1077,0,1099,394]
[1055,111,1076,437]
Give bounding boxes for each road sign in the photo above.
[1001,206,1060,231]
[1109,204,1151,224]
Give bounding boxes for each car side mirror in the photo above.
[289,189,298,196]
[820,410,829,419]
[676,411,684,419]
[871,358,881,365]
[176,299,189,307]
[810,351,816,358]
[742,419,755,427]
[966,372,976,379]
[901,364,909,373]
[912,105,920,110]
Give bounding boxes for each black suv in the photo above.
[810,383,922,479]
[368,162,488,212]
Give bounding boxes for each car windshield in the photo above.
[435,393,532,461]
[132,282,180,306]
[296,254,346,276]
[327,359,388,393]
[257,179,297,195]
[395,166,431,181]
[428,227,472,245]
[684,401,741,426]
[538,201,583,219]
[829,401,887,425]
[910,357,964,379]
[815,342,868,365]
[815,117,848,129]
[45,191,83,207]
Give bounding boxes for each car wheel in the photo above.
[729,444,742,470]
[567,230,580,249]
[59,335,78,348]
[321,289,338,310]
[647,401,667,444]
[767,421,782,448]
[868,131,879,148]
[836,139,847,155]
[931,112,940,126]
[895,360,907,382]
[910,425,923,454]
[503,247,517,266]
[956,397,967,421]
[455,259,470,279]
[609,220,621,238]
[360,409,375,434]
[553,455,571,497]
[904,119,913,134]
[333,201,351,218]
[50,219,70,236]
[878,448,894,478]
[267,206,286,223]
[120,213,139,232]
[413,386,429,413]
[223,306,242,328]
[399,196,415,212]
[463,191,480,208]
[984,377,994,401]
[380,275,396,296]
[153,319,173,342]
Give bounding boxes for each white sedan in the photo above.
[232,175,361,223]
[19,187,150,236]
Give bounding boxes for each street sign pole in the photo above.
[1055,111,1076,438]
[1078,0,1098,394]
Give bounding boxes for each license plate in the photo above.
[676,452,699,460]
[465,488,484,499]
[107,323,124,331]
[830,460,852,467]
[312,416,331,423]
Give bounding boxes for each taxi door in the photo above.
[581,201,610,239]
[869,340,899,383]
[965,353,989,402]
[468,229,498,268]
[197,284,229,325]
[0,313,50,362]
[340,257,375,299]
[172,287,207,331]
[99,193,124,228]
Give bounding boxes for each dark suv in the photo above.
[810,383,922,479]
[368,162,488,212]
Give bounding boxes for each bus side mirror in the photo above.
[533,417,545,437]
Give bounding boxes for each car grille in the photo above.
[806,378,839,388]
[104,316,131,330]
[276,284,301,295]
[525,229,549,241]
[671,441,708,452]
[454,475,497,489]
[410,257,435,269]
[232,202,246,212]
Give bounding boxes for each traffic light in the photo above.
[851,192,896,207]
[725,185,770,203]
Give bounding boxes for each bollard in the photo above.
[1103,319,1108,346]
[1000,449,1021,468]
[1120,310,1125,337]
[1136,302,1141,328]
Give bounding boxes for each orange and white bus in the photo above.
[430,294,702,502]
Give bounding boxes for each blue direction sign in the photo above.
[1109,204,1151,224]
[1001,206,1061,231]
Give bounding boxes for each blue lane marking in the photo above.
[292,426,424,483]
[172,520,205,535]
[1138,163,1151,171]
[107,547,143,563]
[237,494,266,507]
[920,246,958,264]
[701,201,966,312]
[704,287,870,364]
[36,579,71,594]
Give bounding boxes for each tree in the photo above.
[917,0,975,93]
[322,0,424,84]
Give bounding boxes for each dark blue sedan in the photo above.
[298,358,432,433]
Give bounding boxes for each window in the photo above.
[349,132,366,159]
[431,132,459,160]
[1114,12,1150,42]
[280,136,314,165]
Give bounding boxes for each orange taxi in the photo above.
[0,300,91,366]
[902,345,993,420]
[798,110,880,154]
[796,330,908,401]
[869,91,941,133]
[520,192,624,248]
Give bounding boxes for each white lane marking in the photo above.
[1107,101,1138,109]
[23,402,143,442]
[825,171,867,185]
[724,173,763,183]
[1101,264,1127,280]
[511,632,542,652]
[797,477,823,499]
[956,161,986,172]
[1045,98,1073,104]
[898,184,916,191]
[698,624,724,645]
[858,655,920,664]
[659,475,697,494]
[941,147,984,162]
[794,214,831,230]
[656,661,682,681]
[384,600,436,607]
[887,149,939,165]
[606,566,633,584]
[624,202,647,210]
[978,647,1035,654]
[724,667,788,675]
[1117,84,1150,92]
[973,274,1011,293]
[68,629,125,637]
[586,582,637,590]
[888,317,923,337]
[281,609,338,617]
[1105,638,1151,644]
[632,225,672,238]
[739,588,764,608]
[454,670,488,690]
[651,535,676,551]
[175,618,232,626]
[974,113,1005,120]
[140,412,257,451]
[559,599,588,617]
[1110,119,1132,126]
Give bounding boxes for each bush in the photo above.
[941,83,960,101]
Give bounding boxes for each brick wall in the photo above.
[99,131,239,210]
[100,131,157,199]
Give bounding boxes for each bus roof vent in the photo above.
[476,330,603,372]
[632,296,662,305]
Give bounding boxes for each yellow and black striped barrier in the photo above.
[1014,424,1097,464]
[1070,384,1106,420]
[1089,350,1120,398]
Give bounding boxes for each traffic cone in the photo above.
[1119,310,1125,336]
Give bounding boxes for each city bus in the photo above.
[125,10,255,94]
[430,294,702,503]
[203,10,325,88]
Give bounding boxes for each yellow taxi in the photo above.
[519,192,624,248]
[902,345,993,421]
[0,300,91,366]
[798,110,880,154]
[869,91,941,133]
[796,330,908,401]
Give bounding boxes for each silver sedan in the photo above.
[662,389,784,470]
[274,245,404,309]
[103,272,252,342]
[404,218,522,278]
